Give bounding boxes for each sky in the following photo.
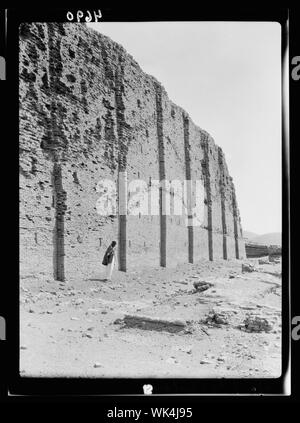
[88,21,282,235]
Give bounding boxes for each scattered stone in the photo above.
[200,360,213,364]
[28,309,35,313]
[248,354,256,359]
[20,345,27,350]
[269,255,280,263]
[243,315,273,333]
[240,305,257,311]
[200,327,210,336]
[208,354,215,359]
[242,263,256,273]
[180,347,192,354]
[74,299,84,305]
[193,281,213,293]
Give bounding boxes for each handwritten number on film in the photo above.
[67,10,102,23]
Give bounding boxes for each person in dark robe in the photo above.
[102,240,117,280]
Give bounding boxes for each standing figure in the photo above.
[102,241,117,281]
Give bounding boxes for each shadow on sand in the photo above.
[87,278,108,283]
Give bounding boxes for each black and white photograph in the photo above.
[18,15,284,383]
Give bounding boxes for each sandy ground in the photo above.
[19,257,281,378]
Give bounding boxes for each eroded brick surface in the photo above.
[19,23,245,281]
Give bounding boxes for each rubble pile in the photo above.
[204,311,229,327]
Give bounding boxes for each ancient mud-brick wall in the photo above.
[19,22,245,281]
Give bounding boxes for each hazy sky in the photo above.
[88,22,282,235]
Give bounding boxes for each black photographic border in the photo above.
[1,6,293,400]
